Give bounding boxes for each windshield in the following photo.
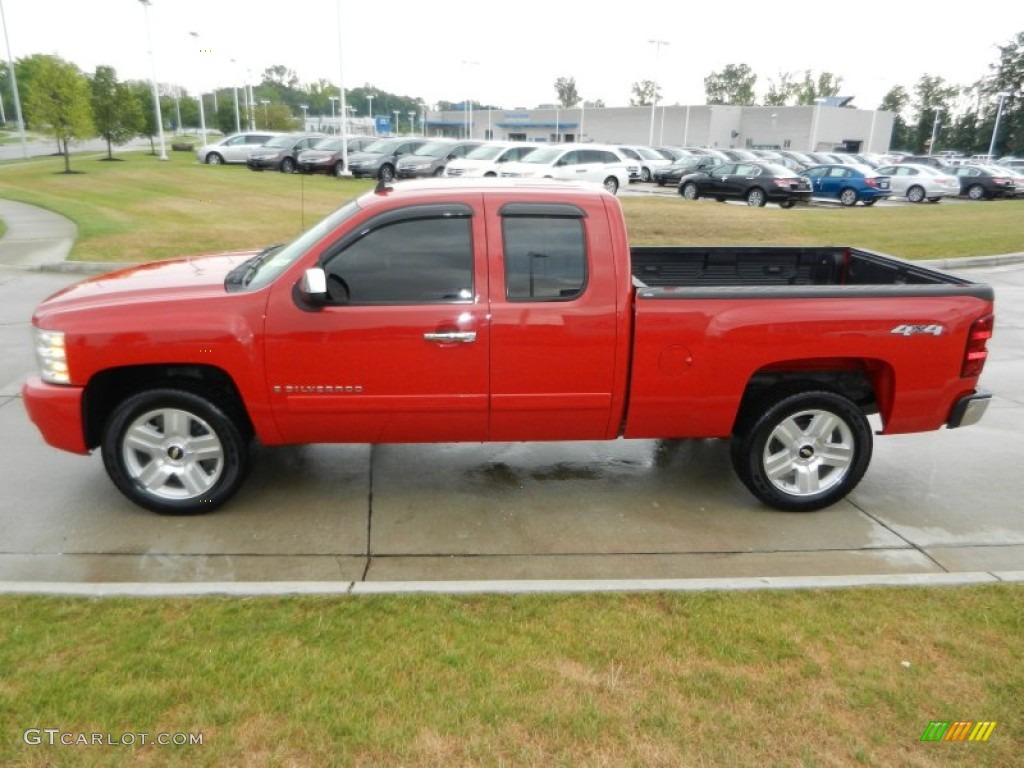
[244,200,362,291]
[636,148,663,160]
[521,147,562,164]
[361,139,399,154]
[413,141,455,157]
[264,135,298,148]
[311,138,341,151]
[465,145,505,160]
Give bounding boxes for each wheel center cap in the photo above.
[798,445,815,460]
[167,445,185,461]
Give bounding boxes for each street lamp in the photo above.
[987,92,1011,160]
[929,108,943,155]
[188,32,207,146]
[260,99,269,128]
[329,96,339,134]
[393,109,399,134]
[367,94,374,119]
[137,0,167,160]
[299,104,308,130]
[407,111,416,136]
[0,0,28,158]
[648,39,669,146]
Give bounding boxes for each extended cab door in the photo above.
[484,198,628,441]
[262,202,489,444]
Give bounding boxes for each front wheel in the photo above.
[333,161,345,177]
[640,167,652,183]
[101,389,251,515]
[778,199,796,209]
[730,390,872,512]
[907,185,925,203]
[746,188,767,207]
[839,188,858,207]
[379,164,395,182]
[280,157,295,174]
[862,199,877,206]
[681,182,699,200]
[967,184,985,201]
[206,153,224,165]
[602,176,619,195]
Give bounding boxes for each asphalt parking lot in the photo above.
[1,255,1022,591]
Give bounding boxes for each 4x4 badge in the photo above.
[891,324,944,336]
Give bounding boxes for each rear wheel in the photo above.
[206,153,224,165]
[681,182,699,200]
[280,157,295,174]
[602,176,619,195]
[927,197,942,203]
[907,185,926,203]
[778,199,796,209]
[101,389,251,515]
[746,188,767,207]
[967,184,985,200]
[379,164,395,182]
[839,188,858,207]
[640,166,652,183]
[862,199,877,207]
[730,390,872,512]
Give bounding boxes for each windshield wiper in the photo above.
[224,244,283,291]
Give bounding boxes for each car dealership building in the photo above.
[421,99,895,153]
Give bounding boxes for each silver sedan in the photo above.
[875,163,961,203]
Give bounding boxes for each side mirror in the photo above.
[299,267,328,305]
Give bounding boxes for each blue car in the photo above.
[800,164,892,206]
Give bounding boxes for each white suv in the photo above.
[445,142,540,178]
[498,145,630,194]
[196,132,279,165]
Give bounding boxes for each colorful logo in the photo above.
[921,721,997,742]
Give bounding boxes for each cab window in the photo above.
[503,216,586,302]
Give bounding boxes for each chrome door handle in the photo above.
[423,331,477,343]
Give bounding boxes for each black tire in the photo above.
[656,179,666,187]
[778,199,796,209]
[862,199,877,206]
[927,197,941,203]
[602,176,619,195]
[839,188,858,207]
[280,157,295,174]
[484,171,497,178]
[206,153,224,165]
[379,164,395,182]
[101,389,251,515]
[967,184,985,201]
[907,185,925,203]
[433,166,446,177]
[681,182,699,200]
[730,390,873,512]
[746,188,767,207]
[640,166,652,183]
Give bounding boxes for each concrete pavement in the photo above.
[1,198,1022,596]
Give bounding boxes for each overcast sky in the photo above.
[3,1,1022,113]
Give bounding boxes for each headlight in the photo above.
[34,328,70,384]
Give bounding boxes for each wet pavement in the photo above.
[1,262,1022,588]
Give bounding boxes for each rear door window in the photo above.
[502,215,587,302]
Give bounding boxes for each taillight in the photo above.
[865,177,880,187]
[961,313,994,378]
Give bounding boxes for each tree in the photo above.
[879,85,911,150]
[763,72,798,106]
[911,75,958,152]
[630,79,660,107]
[983,31,1024,156]
[704,64,756,106]
[554,76,579,109]
[23,56,93,172]
[90,65,143,160]
[793,71,843,105]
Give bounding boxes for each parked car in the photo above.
[295,136,378,176]
[874,163,961,203]
[444,142,539,177]
[718,148,761,162]
[196,132,278,165]
[396,140,483,178]
[993,165,1024,197]
[615,145,674,182]
[246,133,324,173]
[894,155,953,169]
[652,154,723,186]
[948,165,1017,200]
[800,164,892,206]
[498,145,630,194]
[678,162,812,208]
[347,138,428,181]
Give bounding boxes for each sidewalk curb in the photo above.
[2,571,1022,597]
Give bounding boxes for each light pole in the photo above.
[329,96,339,134]
[188,32,207,146]
[0,0,28,158]
[367,94,374,119]
[260,99,269,128]
[393,109,399,135]
[300,104,308,130]
[648,39,669,146]
[462,60,479,140]
[407,111,415,137]
[987,92,1011,160]
[229,58,241,133]
[928,108,942,155]
[138,0,167,160]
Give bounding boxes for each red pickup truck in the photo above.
[24,180,994,515]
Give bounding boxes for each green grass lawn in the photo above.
[1,586,1020,767]
[0,149,1022,262]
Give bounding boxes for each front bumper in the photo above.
[22,376,88,454]
[947,388,992,429]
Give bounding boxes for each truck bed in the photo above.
[630,246,992,299]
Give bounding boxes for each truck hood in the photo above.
[33,252,259,323]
